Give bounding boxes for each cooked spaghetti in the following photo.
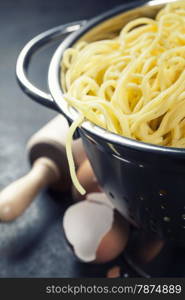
[61,1,185,193]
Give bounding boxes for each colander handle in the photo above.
[16,21,86,112]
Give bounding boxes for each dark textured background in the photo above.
[0,0,131,278]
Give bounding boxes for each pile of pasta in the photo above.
[61,1,185,148]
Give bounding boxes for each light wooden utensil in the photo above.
[0,115,86,222]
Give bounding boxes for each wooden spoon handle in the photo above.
[0,158,59,221]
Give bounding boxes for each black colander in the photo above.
[16,0,185,245]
